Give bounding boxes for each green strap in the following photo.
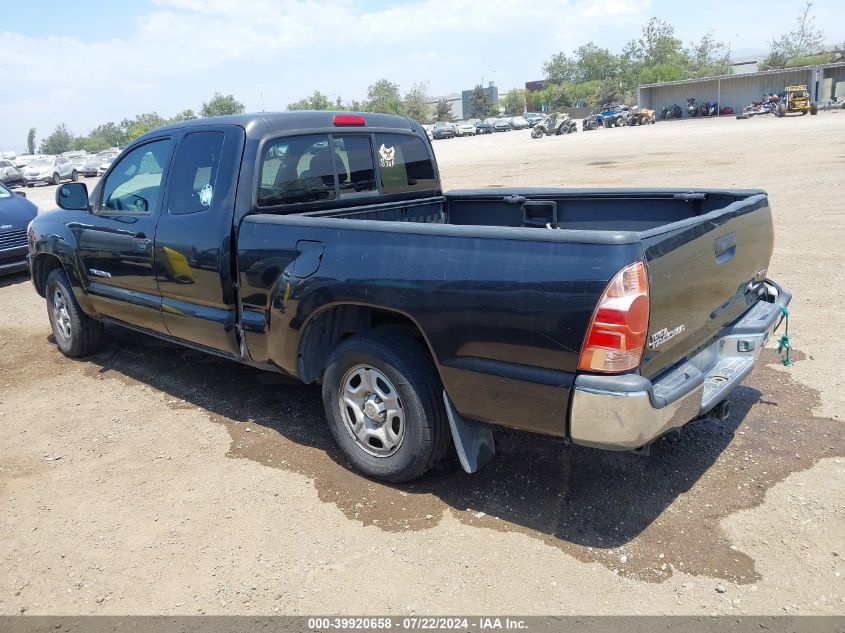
[774,306,792,366]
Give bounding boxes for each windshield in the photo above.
[29,159,53,168]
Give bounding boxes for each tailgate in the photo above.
[639,192,774,379]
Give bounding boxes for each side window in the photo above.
[331,135,376,196]
[168,132,225,215]
[374,134,437,194]
[100,139,172,214]
[257,134,336,207]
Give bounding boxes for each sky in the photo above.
[1,0,843,152]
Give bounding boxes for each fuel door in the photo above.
[292,240,325,278]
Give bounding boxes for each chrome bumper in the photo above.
[569,281,791,450]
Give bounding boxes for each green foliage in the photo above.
[761,2,825,70]
[121,112,167,142]
[540,15,735,104]
[530,84,575,111]
[468,85,489,118]
[434,98,453,122]
[169,109,197,122]
[26,128,36,155]
[39,123,74,155]
[200,92,245,117]
[785,52,831,67]
[403,82,430,123]
[287,90,333,111]
[503,88,527,115]
[364,79,404,115]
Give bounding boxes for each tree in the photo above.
[169,109,197,123]
[287,90,332,111]
[40,123,74,155]
[504,88,527,115]
[468,85,490,118]
[364,79,403,114]
[26,128,36,155]
[403,82,430,123]
[200,92,245,117]
[434,98,453,122]
[121,112,167,141]
[686,31,732,78]
[572,43,619,82]
[591,79,621,107]
[762,2,825,70]
[542,52,577,84]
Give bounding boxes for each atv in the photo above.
[776,85,818,116]
[531,113,577,138]
[699,101,718,116]
[687,97,699,117]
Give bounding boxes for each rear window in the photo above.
[373,134,436,195]
[258,134,336,207]
[332,135,376,196]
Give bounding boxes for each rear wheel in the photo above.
[777,104,786,117]
[322,331,450,483]
[810,103,818,115]
[52,173,60,185]
[71,170,78,181]
[45,269,104,358]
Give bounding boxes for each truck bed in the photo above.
[240,187,774,438]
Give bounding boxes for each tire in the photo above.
[52,173,60,185]
[45,268,105,358]
[810,103,818,115]
[71,170,78,181]
[322,331,451,483]
[777,104,786,118]
[531,128,543,139]
[736,114,749,120]
[26,183,33,188]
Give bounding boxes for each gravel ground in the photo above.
[1,112,843,616]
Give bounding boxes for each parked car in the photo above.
[0,160,26,188]
[23,156,77,186]
[509,116,530,130]
[96,155,118,177]
[453,121,476,137]
[473,120,494,134]
[14,155,39,169]
[0,183,38,275]
[493,118,511,132]
[431,122,455,139]
[524,112,544,126]
[30,111,790,484]
[81,151,118,177]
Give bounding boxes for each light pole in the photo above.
[481,70,496,88]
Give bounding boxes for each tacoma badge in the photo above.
[649,324,686,349]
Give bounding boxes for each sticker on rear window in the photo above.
[199,183,213,207]
[378,144,395,168]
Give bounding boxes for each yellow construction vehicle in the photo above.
[778,85,819,116]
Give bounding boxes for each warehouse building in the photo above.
[637,62,845,115]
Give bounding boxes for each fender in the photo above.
[28,215,99,318]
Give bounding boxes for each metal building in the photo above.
[637,62,845,114]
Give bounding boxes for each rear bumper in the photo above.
[569,280,791,450]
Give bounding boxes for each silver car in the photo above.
[82,151,117,178]
[24,156,78,186]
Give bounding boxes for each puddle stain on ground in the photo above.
[10,326,841,585]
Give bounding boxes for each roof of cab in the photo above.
[144,111,417,141]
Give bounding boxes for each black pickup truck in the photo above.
[28,112,791,482]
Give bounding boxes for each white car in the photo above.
[24,156,78,186]
[509,116,530,130]
[97,156,117,177]
[453,121,476,137]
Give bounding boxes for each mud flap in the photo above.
[443,392,495,474]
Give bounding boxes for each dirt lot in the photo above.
[1,113,843,616]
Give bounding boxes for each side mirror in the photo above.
[56,182,90,211]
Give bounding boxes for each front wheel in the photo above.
[531,128,543,139]
[45,269,104,358]
[71,170,78,181]
[322,331,451,483]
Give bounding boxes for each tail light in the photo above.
[333,114,366,126]
[578,260,650,373]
